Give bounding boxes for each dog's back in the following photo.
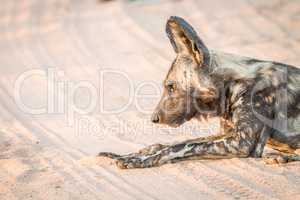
[210,51,300,149]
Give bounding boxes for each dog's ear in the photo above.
[166,16,210,67]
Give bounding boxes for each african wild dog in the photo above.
[99,16,300,169]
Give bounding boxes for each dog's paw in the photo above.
[263,155,288,165]
[98,152,145,169]
[98,149,163,169]
[115,157,143,169]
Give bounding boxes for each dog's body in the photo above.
[99,16,300,169]
[206,51,300,153]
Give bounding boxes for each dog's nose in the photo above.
[151,113,160,123]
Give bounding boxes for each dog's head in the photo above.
[151,16,218,127]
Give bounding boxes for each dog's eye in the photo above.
[166,82,175,93]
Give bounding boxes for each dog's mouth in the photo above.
[166,121,183,128]
[157,116,186,128]
[163,119,184,128]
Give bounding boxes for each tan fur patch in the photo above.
[267,138,296,154]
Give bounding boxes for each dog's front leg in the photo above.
[106,134,235,168]
[99,134,246,169]
[98,134,231,168]
[113,135,237,169]
[99,123,262,169]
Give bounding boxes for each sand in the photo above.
[0,0,300,199]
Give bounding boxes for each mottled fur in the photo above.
[99,16,300,169]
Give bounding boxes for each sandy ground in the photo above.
[1,0,300,199]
